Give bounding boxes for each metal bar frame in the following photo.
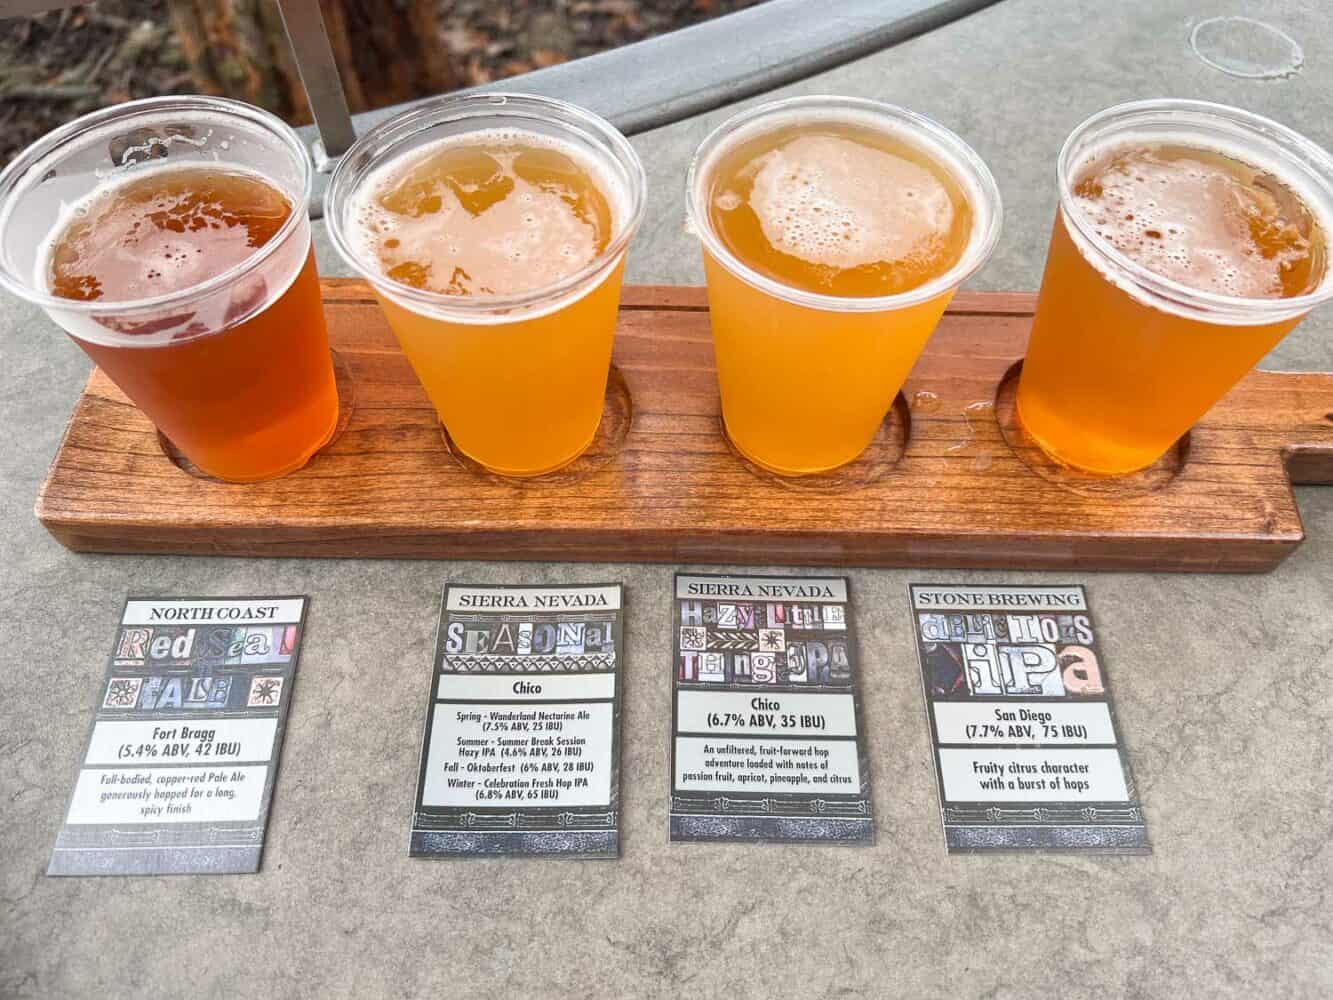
[298,0,1002,214]
[1,0,1003,216]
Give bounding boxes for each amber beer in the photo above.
[1018,101,1333,475]
[0,97,337,482]
[51,169,336,481]
[325,95,647,477]
[687,97,1002,475]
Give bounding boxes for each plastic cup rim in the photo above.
[0,94,313,316]
[322,92,648,319]
[684,94,1004,313]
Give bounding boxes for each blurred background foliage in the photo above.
[0,0,766,164]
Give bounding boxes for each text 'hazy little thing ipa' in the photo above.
[327,95,646,478]
[48,166,338,481]
[689,97,1000,476]
[1017,102,1333,475]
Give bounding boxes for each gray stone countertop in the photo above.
[3,1,1330,997]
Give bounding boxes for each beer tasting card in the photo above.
[670,574,874,844]
[411,583,625,858]
[48,596,309,876]
[911,584,1149,853]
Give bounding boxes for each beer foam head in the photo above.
[41,163,292,303]
[742,135,955,270]
[30,160,310,346]
[688,98,1003,306]
[1072,145,1324,299]
[348,129,626,299]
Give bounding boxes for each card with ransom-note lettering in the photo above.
[669,573,873,844]
[411,583,625,858]
[48,596,308,876]
[910,583,1149,853]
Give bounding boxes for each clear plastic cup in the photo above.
[1017,99,1333,474]
[686,96,1002,475]
[0,96,338,482]
[324,93,647,477]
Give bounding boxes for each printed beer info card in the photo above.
[49,596,308,876]
[411,583,624,858]
[670,574,873,843]
[911,584,1149,853]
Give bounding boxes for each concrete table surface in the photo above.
[3,1,1330,997]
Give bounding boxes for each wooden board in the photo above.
[36,282,1333,572]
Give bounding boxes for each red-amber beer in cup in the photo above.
[1017,100,1333,474]
[0,96,338,482]
[686,96,1002,475]
[325,94,646,477]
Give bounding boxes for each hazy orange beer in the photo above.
[0,97,338,482]
[1018,100,1333,474]
[325,94,646,477]
[686,97,1002,475]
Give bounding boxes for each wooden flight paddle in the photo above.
[36,281,1333,572]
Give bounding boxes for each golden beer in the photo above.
[687,97,1001,475]
[326,95,645,477]
[1018,101,1333,475]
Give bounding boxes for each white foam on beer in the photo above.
[35,160,293,301]
[347,128,627,302]
[1065,129,1333,315]
[738,134,955,270]
[31,160,311,348]
[1075,147,1316,298]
